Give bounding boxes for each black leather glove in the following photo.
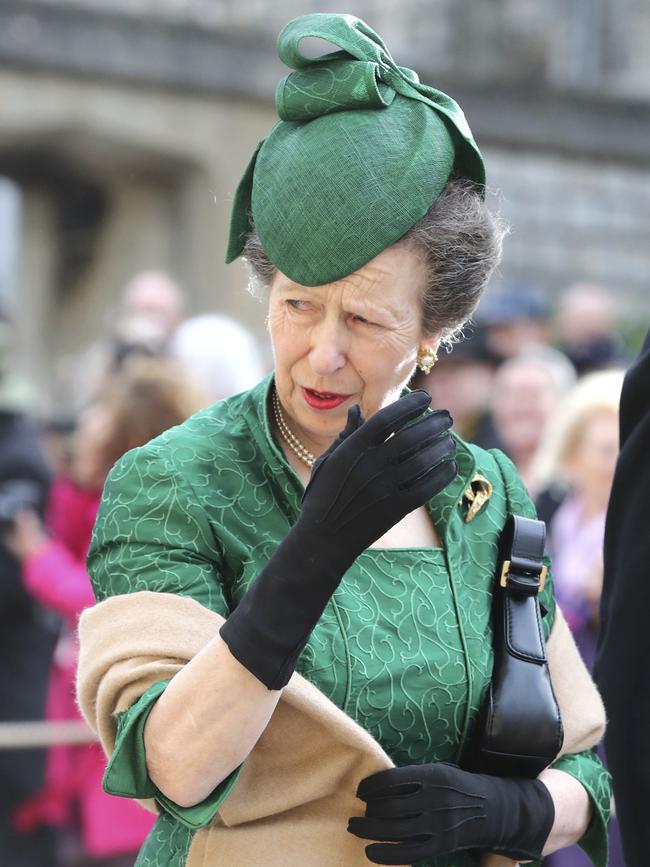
[220,389,457,689]
[348,762,555,864]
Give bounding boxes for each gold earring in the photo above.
[264,315,271,333]
[416,347,438,374]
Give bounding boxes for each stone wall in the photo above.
[0,63,274,411]
[487,148,650,308]
[30,0,650,99]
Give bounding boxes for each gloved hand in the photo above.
[347,762,555,865]
[220,389,457,689]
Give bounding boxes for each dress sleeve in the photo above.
[87,442,241,829]
[550,749,612,867]
[489,448,612,867]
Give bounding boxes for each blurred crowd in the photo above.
[0,273,267,867]
[0,271,634,866]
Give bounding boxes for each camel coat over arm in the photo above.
[77,591,606,867]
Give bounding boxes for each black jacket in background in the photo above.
[595,327,650,867]
[0,411,56,807]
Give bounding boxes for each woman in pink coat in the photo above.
[6,356,207,866]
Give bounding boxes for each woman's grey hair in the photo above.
[242,177,508,344]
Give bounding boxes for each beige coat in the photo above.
[77,591,606,867]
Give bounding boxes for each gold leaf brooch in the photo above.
[462,473,493,523]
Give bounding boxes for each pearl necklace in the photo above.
[272,389,316,468]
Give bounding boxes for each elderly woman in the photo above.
[77,13,611,867]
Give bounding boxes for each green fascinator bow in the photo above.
[226,13,485,287]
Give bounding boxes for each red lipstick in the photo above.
[301,387,350,410]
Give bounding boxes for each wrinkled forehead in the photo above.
[271,244,426,315]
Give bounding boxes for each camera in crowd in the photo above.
[0,479,42,534]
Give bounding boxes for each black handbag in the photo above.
[462,514,564,778]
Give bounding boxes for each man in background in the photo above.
[556,283,629,374]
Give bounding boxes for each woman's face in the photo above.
[268,244,436,454]
[565,408,619,503]
[491,361,560,455]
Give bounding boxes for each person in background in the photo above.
[119,271,185,345]
[0,311,56,867]
[477,283,551,363]
[38,417,76,481]
[531,370,623,666]
[555,283,628,375]
[534,370,625,867]
[488,346,576,495]
[169,313,268,406]
[411,324,500,446]
[596,327,650,867]
[63,270,187,416]
[4,356,208,867]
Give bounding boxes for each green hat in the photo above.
[226,13,485,287]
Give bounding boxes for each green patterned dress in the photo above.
[87,374,611,867]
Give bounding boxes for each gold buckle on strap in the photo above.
[500,560,547,593]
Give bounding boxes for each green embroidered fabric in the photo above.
[225,12,485,286]
[87,375,610,867]
[299,547,465,767]
[135,812,194,867]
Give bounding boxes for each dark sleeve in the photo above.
[595,328,650,867]
[0,415,51,608]
[0,414,54,801]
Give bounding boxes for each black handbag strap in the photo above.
[498,514,547,665]
[460,512,563,777]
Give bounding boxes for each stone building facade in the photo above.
[0,0,648,412]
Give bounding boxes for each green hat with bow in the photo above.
[226,12,485,287]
